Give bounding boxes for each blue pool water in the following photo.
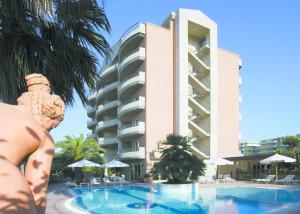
[70,185,300,214]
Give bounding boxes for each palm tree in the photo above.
[151,134,206,184]
[52,134,106,174]
[0,0,111,105]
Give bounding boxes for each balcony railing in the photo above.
[119,147,145,160]
[189,93,210,110]
[98,137,118,146]
[118,47,145,75]
[87,106,96,117]
[96,119,119,133]
[96,82,118,101]
[118,121,145,139]
[87,120,97,129]
[118,96,145,118]
[118,72,145,98]
[96,100,120,118]
[189,120,209,137]
[119,47,140,63]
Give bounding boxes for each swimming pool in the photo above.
[68,185,300,214]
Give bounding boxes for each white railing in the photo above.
[118,96,145,117]
[99,64,118,79]
[119,147,145,159]
[120,23,145,46]
[87,106,96,117]
[118,121,145,138]
[119,47,145,73]
[96,82,118,100]
[98,137,118,145]
[189,120,209,137]
[118,72,145,97]
[189,94,210,111]
[96,100,120,116]
[96,119,119,132]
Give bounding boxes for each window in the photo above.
[132,140,139,152]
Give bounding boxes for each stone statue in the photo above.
[0,74,64,214]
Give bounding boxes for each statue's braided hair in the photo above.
[17,74,64,129]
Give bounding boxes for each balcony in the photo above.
[87,106,96,118]
[96,119,119,134]
[87,120,97,130]
[88,92,97,105]
[190,142,209,158]
[188,96,210,117]
[118,72,145,100]
[118,121,145,139]
[119,47,145,79]
[118,96,145,120]
[119,147,145,160]
[188,49,210,75]
[96,100,120,120]
[87,133,97,139]
[98,137,118,146]
[198,39,210,58]
[96,81,118,102]
[99,64,118,80]
[119,24,145,55]
[188,71,210,96]
[188,120,209,138]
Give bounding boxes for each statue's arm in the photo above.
[24,134,55,214]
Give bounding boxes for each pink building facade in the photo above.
[87,9,242,180]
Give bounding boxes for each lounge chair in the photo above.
[223,174,235,183]
[291,179,300,184]
[116,175,130,185]
[274,175,295,185]
[252,175,275,184]
[65,180,79,188]
[217,174,226,183]
[198,176,215,184]
[103,177,112,185]
[89,177,102,187]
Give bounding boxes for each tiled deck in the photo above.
[46,181,300,214]
[46,184,75,214]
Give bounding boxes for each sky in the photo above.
[51,0,300,142]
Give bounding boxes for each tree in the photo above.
[151,134,206,184]
[277,136,300,172]
[0,0,111,106]
[52,135,106,176]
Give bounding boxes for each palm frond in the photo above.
[0,0,111,106]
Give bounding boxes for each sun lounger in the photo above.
[115,176,130,185]
[217,175,226,183]
[291,180,300,184]
[65,181,79,188]
[252,175,275,184]
[223,174,235,183]
[198,176,215,184]
[274,175,295,185]
[102,177,112,185]
[89,177,102,187]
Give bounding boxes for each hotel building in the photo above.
[87,9,242,180]
[240,138,289,156]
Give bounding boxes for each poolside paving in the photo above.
[46,183,75,214]
[46,181,300,214]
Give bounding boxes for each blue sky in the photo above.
[51,0,300,142]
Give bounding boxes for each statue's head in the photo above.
[17,73,65,131]
[25,73,51,93]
